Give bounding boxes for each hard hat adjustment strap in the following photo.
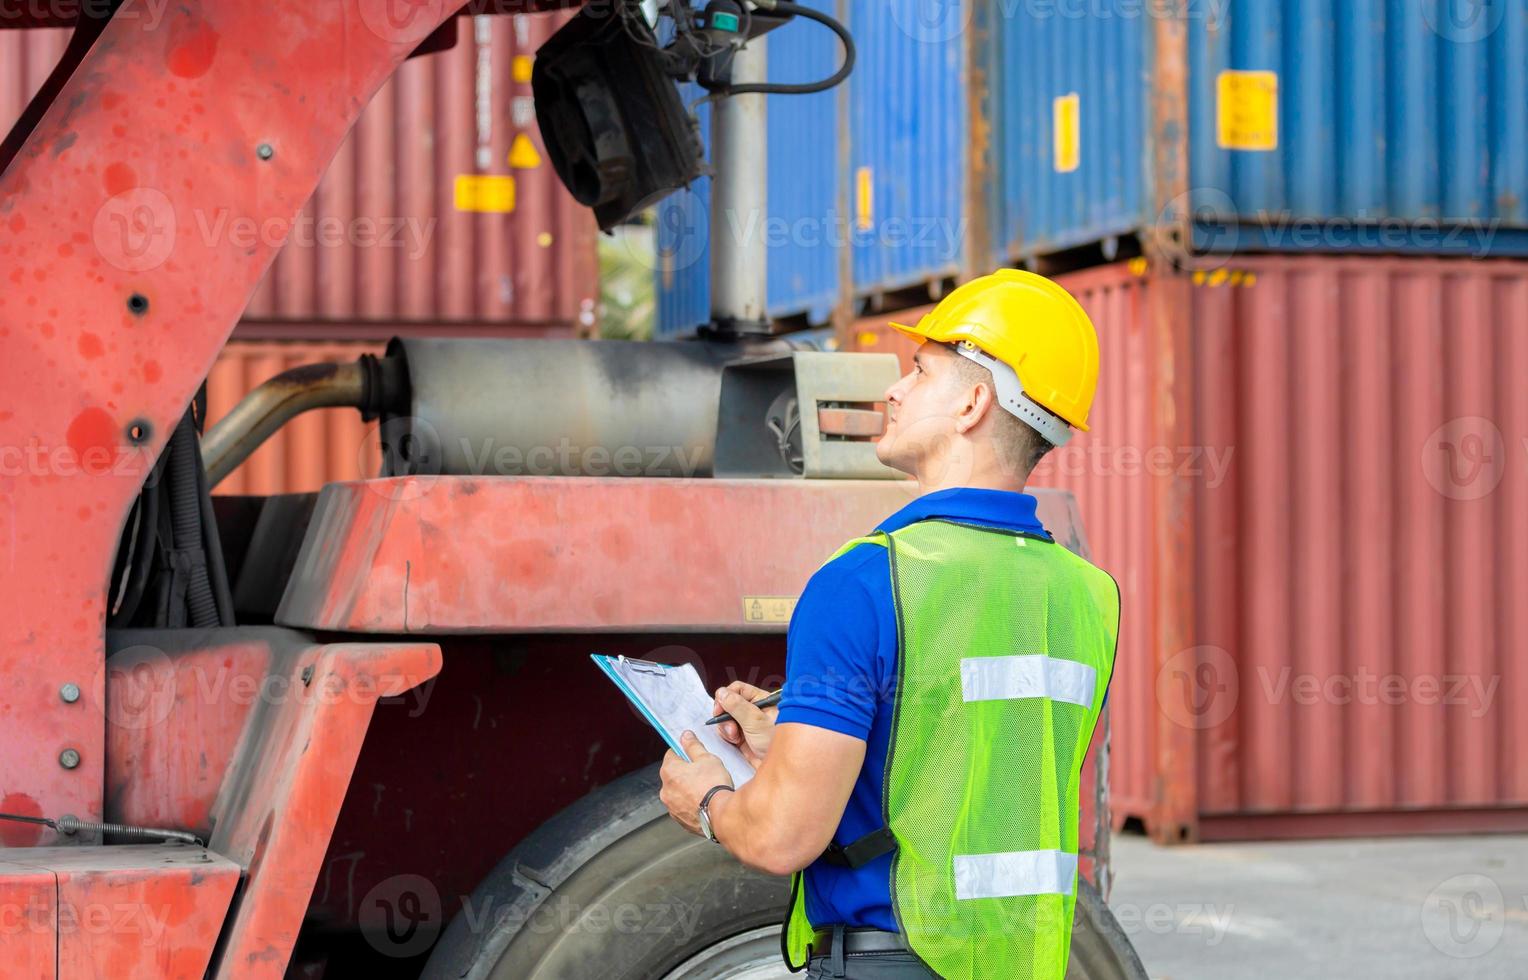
[953,342,1073,447]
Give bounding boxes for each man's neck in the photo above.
[914,451,1028,495]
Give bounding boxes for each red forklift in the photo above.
[0,1,1144,976]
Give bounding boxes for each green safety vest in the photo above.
[782,518,1120,980]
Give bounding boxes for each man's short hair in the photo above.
[947,347,1056,476]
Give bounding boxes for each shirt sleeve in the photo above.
[776,545,892,742]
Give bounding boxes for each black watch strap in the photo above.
[700,784,735,809]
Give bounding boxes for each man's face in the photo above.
[876,342,963,476]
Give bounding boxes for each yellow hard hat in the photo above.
[889,269,1099,442]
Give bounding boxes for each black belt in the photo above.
[811,925,908,956]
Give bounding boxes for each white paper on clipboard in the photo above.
[591,655,756,787]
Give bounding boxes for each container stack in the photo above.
[2,16,601,492]
[661,1,1528,841]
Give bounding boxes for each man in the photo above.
[660,270,1119,980]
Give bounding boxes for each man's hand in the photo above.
[659,731,732,836]
[712,681,778,766]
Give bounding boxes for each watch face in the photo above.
[699,808,715,841]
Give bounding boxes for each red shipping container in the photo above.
[852,255,1528,842]
[2,18,598,335]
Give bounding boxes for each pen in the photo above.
[704,689,784,726]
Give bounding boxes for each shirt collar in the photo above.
[876,487,1052,540]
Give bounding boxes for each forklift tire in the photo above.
[421,764,1147,980]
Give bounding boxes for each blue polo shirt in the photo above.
[777,487,1053,932]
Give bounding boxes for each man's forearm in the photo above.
[707,776,819,876]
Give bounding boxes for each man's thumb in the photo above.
[680,730,710,757]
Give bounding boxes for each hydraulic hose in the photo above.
[723,1,854,96]
[168,413,219,629]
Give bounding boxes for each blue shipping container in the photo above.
[1000,0,1528,260]
[656,0,971,338]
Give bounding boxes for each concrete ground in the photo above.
[1105,833,1528,980]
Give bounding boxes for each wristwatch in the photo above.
[697,784,734,844]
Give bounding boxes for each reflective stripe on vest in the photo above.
[959,654,1096,708]
[953,849,1078,901]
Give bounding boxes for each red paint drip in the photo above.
[166,20,220,79]
[66,407,117,474]
[104,161,136,196]
[0,793,43,847]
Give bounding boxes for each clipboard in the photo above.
[591,654,756,787]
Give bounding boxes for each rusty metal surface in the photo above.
[0,844,239,979]
[1039,255,1528,842]
[0,0,467,838]
[104,627,441,977]
[275,477,1084,633]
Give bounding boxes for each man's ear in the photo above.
[954,379,995,435]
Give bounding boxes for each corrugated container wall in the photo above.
[852,255,1528,842]
[656,0,970,338]
[205,342,386,495]
[246,14,599,329]
[2,19,599,333]
[1000,0,1528,261]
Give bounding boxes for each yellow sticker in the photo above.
[512,55,534,84]
[1053,92,1080,173]
[855,166,874,231]
[1216,70,1278,151]
[856,330,881,349]
[743,596,796,624]
[509,133,543,170]
[454,174,516,213]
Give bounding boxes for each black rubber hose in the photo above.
[107,455,162,628]
[724,1,854,96]
[168,412,219,628]
[195,437,236,626]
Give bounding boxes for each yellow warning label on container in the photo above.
[454,174,516,213]
[509,134,543,169]
[1053,92,1080,173]
[512,55,534,84]
[743,596,796,624]
[855,167,874,231]
[1216,70,1278,151]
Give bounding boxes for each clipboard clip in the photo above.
[617,655,670,675]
